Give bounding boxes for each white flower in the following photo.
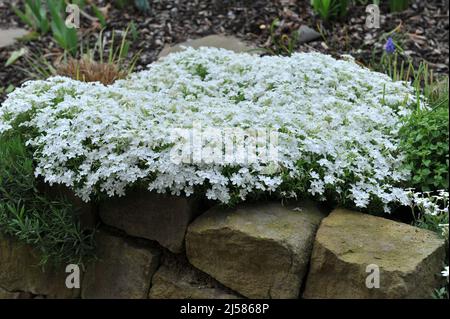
[0,48,420,205]
[442,266,449,279]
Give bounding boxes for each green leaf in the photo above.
[92,4,107,28]
[5,48,28,67]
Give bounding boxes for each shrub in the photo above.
[399,98,449,192]
[0,133,95,266]
[0,48,421,210]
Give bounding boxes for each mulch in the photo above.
[1,0,448,102]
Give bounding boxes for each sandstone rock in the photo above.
[158,35,255,58]
[0,28,28,48]
[303,209,446,299]
[0,233,80,298]
[0,287,33,299]
[99,190,201,253]
[149,254,240,299]
[0,287,17,299]
[81,230,160,299]
[186,201,327,299]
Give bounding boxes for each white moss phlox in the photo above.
[0,48,418,207]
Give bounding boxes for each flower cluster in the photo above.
[0,48,420,207]
[407,189,449,219]
[406,189,449,280]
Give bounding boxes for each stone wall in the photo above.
[0,189,446,299]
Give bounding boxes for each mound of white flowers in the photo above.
[0,48,419,209]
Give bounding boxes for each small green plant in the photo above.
[382,38,449,193]
[17,50,58,80]
[47,0,78,56]
[433,285,449,299]
[399,88,449,192]
[114,0,151,13]
[311,0,349,21]
[17,24,140,83]
[262,19,299,56]
[407,190,448,299]
[134,0,151,13]
[12,0,49,34]
[57,24,141,84]
[0,85,15,96]
[0,133,95,267]
[375,34,442,102]
[389,0,409,12]
[91,3,107,28]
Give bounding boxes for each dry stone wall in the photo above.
[0,188,446,299]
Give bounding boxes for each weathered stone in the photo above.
[0,28,28,48]
[0,233,80,298]
[0,287,33,299]
[158,35,255,58]
[186,201,327,299]
[297,25,321,43]
[81,230,160,299]
[0,287,17,299]
[149,254,240,299]
[99,190,201,253]
[303,209,446,299]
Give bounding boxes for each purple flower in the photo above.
[385,37,396,54]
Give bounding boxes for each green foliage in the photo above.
[82,24,141,73]
[47,0,78,56]
[389,0,409,12]
[263,19,299,56]
[70,0,87,9]
[13,0,111,55]
[12,0,49,34]
[373,33,446,108]
[92,4,107,28]
[433,286,449,299]
[0,133,95,267]
[17,23,140,83]
[114,0,130,9]
[17,49,58,80]
[380,38,449,194]
[399,89,449,192]
[311,0,349,21]
[114,0,151,13]
[408,190,448,299]
[414,212,448,235]
[0,85,15,95]
[134,0,151,13]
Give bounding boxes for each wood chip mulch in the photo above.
[1,0,448,102]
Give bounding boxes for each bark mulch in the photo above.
[1,0,448,102]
